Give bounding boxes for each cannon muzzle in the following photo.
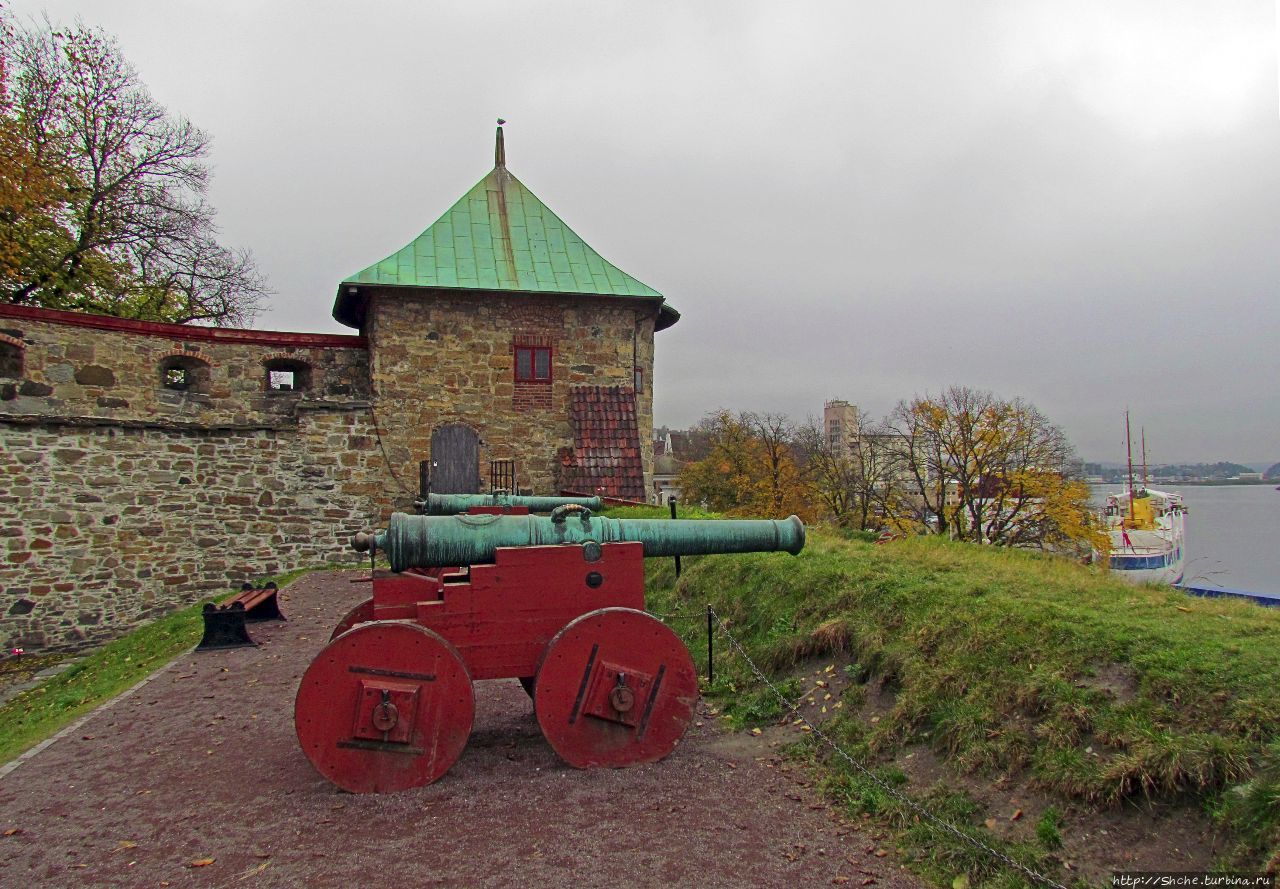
[361,511,806,572]
[417,492,605,515]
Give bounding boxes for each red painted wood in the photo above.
[306,541,694,790]
[356,543,646,682]
[534,607,698,769]
[329,597,375,641]
[294,622,473,793]
[0,303,366,349]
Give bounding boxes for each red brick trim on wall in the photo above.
[160,348,213,365]
[513,382,554,411]
[513,332,554,348]
[0,303,366,349]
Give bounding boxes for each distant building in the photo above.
[823,399,860,456]
[653,452,682,505]
[650,426,681,504]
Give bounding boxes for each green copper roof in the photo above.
[334,128,677,330]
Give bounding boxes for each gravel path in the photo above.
[0,571,923,888]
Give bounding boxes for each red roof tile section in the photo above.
[566,386,645,500]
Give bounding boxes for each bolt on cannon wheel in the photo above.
[295,621,474,794]
[534,607,698,769]
[329,597,375,641]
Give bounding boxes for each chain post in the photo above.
[669,498,682,578]
[706,604,713,685]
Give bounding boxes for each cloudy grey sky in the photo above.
[12,0,1280,463]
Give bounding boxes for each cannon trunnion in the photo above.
[295,509,805,794]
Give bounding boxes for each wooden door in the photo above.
[430,424,482,493]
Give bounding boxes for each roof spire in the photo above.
[495,118,506,168]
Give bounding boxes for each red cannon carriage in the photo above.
[294,507,805,793]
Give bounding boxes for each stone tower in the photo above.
[333,124,679,500]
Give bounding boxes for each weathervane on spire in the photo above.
[495,118,506,168]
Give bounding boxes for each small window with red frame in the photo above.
[515,345,551,383]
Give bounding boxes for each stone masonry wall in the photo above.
[0,413,391,649]
[0,284,663,651]
[0,308,370,424]
[366,289,656,496]
[0,306,403,651]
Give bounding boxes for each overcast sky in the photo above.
[11,1,1280,464]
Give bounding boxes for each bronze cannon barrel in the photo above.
[417,492,605,515]
[357,509,806,572]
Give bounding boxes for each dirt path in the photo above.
[0,571,923,889]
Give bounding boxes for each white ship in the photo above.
[1101,413,1187,585]
[1102,487,1186,585]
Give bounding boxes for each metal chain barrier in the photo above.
[645,607,706,621]
[366,404,412,495]
[707,606,1070,889]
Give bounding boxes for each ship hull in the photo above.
[1100,487,1187,587]
[1107,542,1185,585]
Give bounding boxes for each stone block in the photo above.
[74,365,116,386]
[17,380,52,397]
[44,362,76,383]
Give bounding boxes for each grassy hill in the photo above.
[639,523,1280,881]
[3,511,1275,882]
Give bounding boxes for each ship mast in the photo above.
[1141,427,1148,487]
[1125,410,1135,520]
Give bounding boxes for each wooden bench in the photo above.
[227,581,284,622]
[196,582,285,651]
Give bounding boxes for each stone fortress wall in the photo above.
[0,292,657,651]
[0,305,400,650]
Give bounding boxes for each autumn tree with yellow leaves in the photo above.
[882,386,1106,552]
[679,389,1103,554]
[678,410,812,519]
[0,12,64,293]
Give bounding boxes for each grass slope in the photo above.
[642,528,1280,875]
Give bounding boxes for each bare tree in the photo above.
[795,419,858,525]
[883,395,950,534]
[742,412,797,516]
[1,17,266,324]
[884,386,1098,550]
[797,410,902,530]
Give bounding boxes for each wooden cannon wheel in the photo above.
[329,597,375,641]
[533,607,698,769]
[295,621,474,794]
